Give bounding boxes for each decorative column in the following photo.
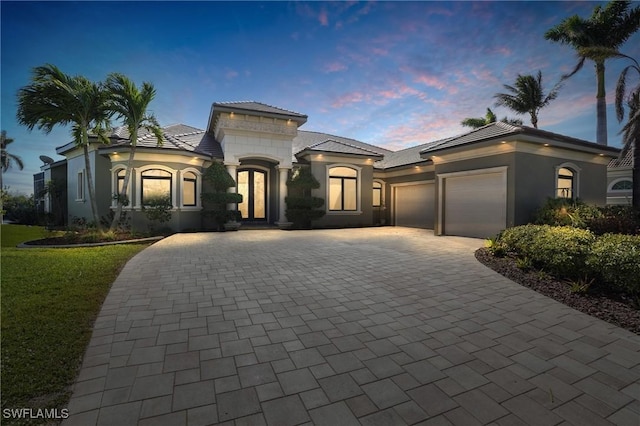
[276,165,292,229]
[225,162,239,212]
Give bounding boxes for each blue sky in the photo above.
[2,1,639,194]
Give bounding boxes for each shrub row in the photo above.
[534,198,640,235]
[489,224,640,297]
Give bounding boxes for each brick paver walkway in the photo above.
[63,228,640,425]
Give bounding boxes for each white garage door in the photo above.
[444,171,506,238]
[395,183,434,228]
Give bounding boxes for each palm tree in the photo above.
[493,71,561,129]
[545,0,640,145]
[615,55,640,207]
[16,64,111,229]
[461,108,523,129]
[106,73,163,231]
[1,131,24,189]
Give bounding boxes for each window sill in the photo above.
[326,210,362,215]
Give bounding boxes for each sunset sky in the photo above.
[2,1,640,194]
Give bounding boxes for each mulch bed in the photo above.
[475,248,640,335]
[23,232,154,246]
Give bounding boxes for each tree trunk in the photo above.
[82,133,103,232]
[530,113,538,129]
[596,61,608,146]
[633,142,639,209]
[109,136,136,232]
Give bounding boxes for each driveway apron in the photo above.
[63,228,640,425]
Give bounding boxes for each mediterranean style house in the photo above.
[35,101,621,239]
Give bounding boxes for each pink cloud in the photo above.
[331,91,367,108]
[225,69,238,79]
[324,62,348,73]
[318,8,329,26]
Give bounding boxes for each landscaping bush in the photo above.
[528,226,595,279]
[491,224,547,257]
[534,197,601,229]
[285,166,325,229]
[492,224,595,279]
[200,162,243,231]
[587,205,640,235]
[587,233,640,297]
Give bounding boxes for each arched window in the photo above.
[182,171,197,206]
[557,167,575,198]
[116,169,126,195]
[329,166,358,211]
[141,169,172,204]
[611,179,632,191]
[373,181,383,207]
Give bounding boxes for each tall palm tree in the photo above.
[1,131,24,189]
[461,108,522,129]
[493,71,561,129]
[545,0,640,145]
[16,64,111,229]
[106,73,163,231]
[615,55,640,207]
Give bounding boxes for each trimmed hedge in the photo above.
[491,224,640,297]
[587,233,640,296]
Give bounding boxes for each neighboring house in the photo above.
[36,101,619,238]
[607,148,633,205]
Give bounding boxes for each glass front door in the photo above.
[237,169,267,222]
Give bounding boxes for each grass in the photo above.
[1,224,151,423]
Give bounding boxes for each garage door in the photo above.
[395,183,434,228]
[443,171,506,238]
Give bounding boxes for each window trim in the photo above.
[111,166,133,208]
[326,164,361,214]
[76,169,85,201]
[609,178,633,192]
[373,180,384,208]
[135,165,177,209]
[180,168,201,209]
[555,162,580,199]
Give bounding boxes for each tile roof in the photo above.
[419,121,620,156]
[375,138,453,169]
[419,122,521,154]
[108,124,223,158]
[293,131,391,156]
[212,101,307,119]
[608,147,633,168]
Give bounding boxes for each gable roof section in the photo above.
[209,101,308,131]
[293,131,390,162]
[419,122,620,157]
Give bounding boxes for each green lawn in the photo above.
[1,225,150,422]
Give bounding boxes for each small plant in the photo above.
[566,276,594,294]
[142,195,172,232]
[485,235,505,257]
[515,256,533,271]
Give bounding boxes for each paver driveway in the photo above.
[63,228,640,425]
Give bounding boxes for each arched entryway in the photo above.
[237,167,269,223]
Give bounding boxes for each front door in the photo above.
[237,169,267,222]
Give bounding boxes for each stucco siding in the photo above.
[309,160,375,228]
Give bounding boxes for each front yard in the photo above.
[0,225,150,424]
